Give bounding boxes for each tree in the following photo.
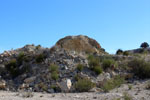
[140,42,149,48]
[116,49,123,55]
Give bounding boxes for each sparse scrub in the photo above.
[102,59,117,70]
[74,78,95,92]
[123,51,129,56]
[5,59,20,78]
[36,45,41,50]
[128,58,150,79]
[77,64,84,71]
[35,54,45,63]
[101,75,125,92]
[88,55,103,75]
[51,71,59,80]
[88,55,100,67]
[49,64,59,80]
[17,52,25,65]
[38,82,48,91]
[49,64,59,72]
[93,66,103,75]
[74,74,81,81]
[128,85,132,90]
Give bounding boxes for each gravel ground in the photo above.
[0,80,150,100]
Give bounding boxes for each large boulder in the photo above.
[55,35,106,54]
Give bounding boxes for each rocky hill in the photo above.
[0,35,150,100]
[0,35,108,93]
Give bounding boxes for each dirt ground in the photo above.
[0,80,150,100]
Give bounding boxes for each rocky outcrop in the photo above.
[55,35,106,54]
[0,35,119,93]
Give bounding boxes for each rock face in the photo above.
[56,35,105,54]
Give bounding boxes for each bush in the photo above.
[102,59,117,70]
[77,64,84,71]
[116,49,123,55]
[93,66,103,75]
[17,52,25,65]
[38,82,48,91]
[101,75,125,92]
[140,42,149,48]
[35,54,45,63]
[123,51,129,56]
[74,78,95,92]
[5,59,20,78]
[88,55,103,75]
[88,55,100,67]
[36,45,41,50]
[49,64,59,80]
[49,64,59,72]
[128,58,150,79]
[51,71,59,80]
[74,74,81,81]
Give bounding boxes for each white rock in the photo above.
[59,79,72,92]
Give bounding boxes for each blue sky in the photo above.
[0,0,150,54]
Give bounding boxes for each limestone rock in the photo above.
[59,79,72,92]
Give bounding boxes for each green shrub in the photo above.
[49,64,59,80]
[88,55,100,68]
[102,59,117,70]
[101,75,125,92]
[140,42,149,48]
[5,59,20,78]
[77,64,84,71]
[49,64,59,72]
[123,51,129,56]
[128,85,132,90]
[35,54,45,63]
[17,52,25,65]
[128,58,150,79]
[38,82,48,91]
[74,78,95,92]
[116,49,123,55]
[74,74,81,81]
[93,66,103,75]
[51,71,59,80]
[36,45,41,50]
[6,58,31,78]
[88,55,103,75]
